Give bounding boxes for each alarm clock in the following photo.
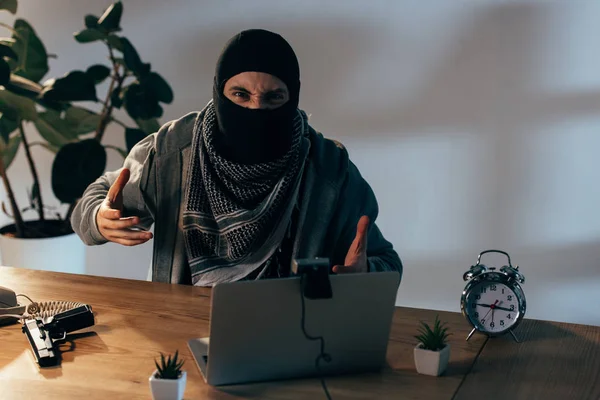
[460,250,526,343]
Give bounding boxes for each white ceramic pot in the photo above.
[0,230,85,274]
[414,343,451,376]
[149,370,187,400]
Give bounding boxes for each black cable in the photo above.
[299,273,333,400]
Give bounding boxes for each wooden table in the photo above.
[0,266,598,400]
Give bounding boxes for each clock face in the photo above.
[464,281,521,334]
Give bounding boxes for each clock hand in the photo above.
[477,301,512,311]
[490,300,513,312]
[481,308,493,321]
[480,300,498,322]
[477,303,504,311]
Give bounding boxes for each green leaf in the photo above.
[40,70,98,102]
[0,43,18,60]
[110,87,122,108]
[154,104,163,119]
[74,28,105,43]
[5,74,42,98]
[4,74,64,112]
[86,64,111,84]
[52,139,106,203]
[122,83,162,120]
[0,59,9,85]
[145,72,173,104]
[34,110,75,147]
[121,37,141,70]
[0,113,17,143]
[6,19,49,82]
[0,132,21,169]
[121,38,149,77]
[0,88,37,120]
[64,106,101,135]
[84,14,99,29]
[125,128,146,153]
[416,327,429,339]
[0,0,17,14]
[422,322,435,338]
[155,351,183,379]
[415,315,450,351]
[135,118,160,134]
[98,1,123,33]
[0,38,15,46]
[106,35,123,52]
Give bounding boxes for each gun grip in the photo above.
[22,318,60,367]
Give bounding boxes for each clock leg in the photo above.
[466,328,477,341]
[509,329,521,343]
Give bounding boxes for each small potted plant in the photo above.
[149,350,186,400]
[413,314,451,376]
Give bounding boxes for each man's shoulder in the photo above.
[154,110,204,157]
[307,127,350,184]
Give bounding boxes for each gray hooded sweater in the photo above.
[71,111,403,285]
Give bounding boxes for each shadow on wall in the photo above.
[302,2,600,139]
[397,239,600,326]
[171,18,383,115]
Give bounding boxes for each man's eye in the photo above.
[266,93,285,101]
[233,92,249,99]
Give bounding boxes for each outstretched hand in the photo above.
[332,215,369,274]
[96,168,153,246]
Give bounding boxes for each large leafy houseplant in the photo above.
[0,0,173,238]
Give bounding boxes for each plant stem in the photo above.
[94,46,124,143]
[0,22,23,40]
[93,73,117,142]
[64,202,76,223]
[66,46,126,217]
[0,150,25,237]
[18,121,44,221]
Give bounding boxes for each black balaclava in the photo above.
[212,29,301,164]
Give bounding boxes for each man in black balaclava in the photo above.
[72,29,402,286]
[212,29,300,164]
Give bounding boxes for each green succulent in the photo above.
[414,314,451,351]
[154,350,184,380]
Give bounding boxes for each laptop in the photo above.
[187,271,400,386]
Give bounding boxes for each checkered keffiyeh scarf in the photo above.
[183,102,307,284]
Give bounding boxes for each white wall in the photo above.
[1,0,599,326]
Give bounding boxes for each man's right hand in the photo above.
[96,168,153,246]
